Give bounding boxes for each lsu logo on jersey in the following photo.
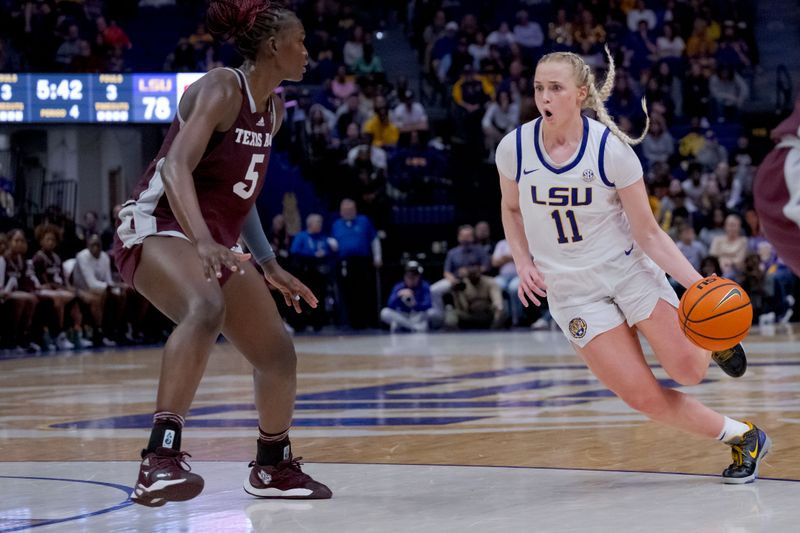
[569,318,587,339]
[531,186,593,206]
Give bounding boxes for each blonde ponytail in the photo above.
[537,46,649,146]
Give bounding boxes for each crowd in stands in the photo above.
[0,0,797,342]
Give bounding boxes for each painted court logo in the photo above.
[569,318,587,339]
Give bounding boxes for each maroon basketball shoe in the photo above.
[130,447,205,507]
[244,457,332,499]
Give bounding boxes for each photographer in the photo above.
[445,265,506,330]
[380,261,436,332]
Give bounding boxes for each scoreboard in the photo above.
[0,72,206,124]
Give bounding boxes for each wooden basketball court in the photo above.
[1,326,798,531]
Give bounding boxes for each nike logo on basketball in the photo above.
[712,288,742,311]
[523,168,539,175]
[624,244,634,255]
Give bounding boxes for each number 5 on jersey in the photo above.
[551,209,583,244]
[233,153,265,199]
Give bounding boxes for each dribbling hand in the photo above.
[263,260,319,313]
[196,239,251,281]
[517,262,547,307]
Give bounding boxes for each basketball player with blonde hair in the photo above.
[495,48,770,483]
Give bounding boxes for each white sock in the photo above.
[716,416,751,443]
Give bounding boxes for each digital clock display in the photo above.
[29,75,91,122]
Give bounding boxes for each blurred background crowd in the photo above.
[0,0,797,352]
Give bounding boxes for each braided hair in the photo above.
[537,46,649,146]
[206,0,298,61]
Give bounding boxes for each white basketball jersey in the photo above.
[496,115,644,277]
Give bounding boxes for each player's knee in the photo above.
[254,341,296,376]
[187,294,225,332]
[672,363,706,386]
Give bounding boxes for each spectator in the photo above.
[96,17,132,51]
[548,8,574,50]
[696,130,729,171]
[445,265,506,330]
[1,229,39,351]
[335,93,367,138]
[72,234,121,347]
[468,31,490,71]
[353,43,384,78]
[641,117,675,167]
[55,24,85,69]
[343,25,365,71]
[475,221,493,257]
[709,214,748,278]
[362,96,399,148]
[289,213,336,332]
[31,224,85,350]
[709,66,749,121]
[331,65,357,103]
[686,18,717,59]
[268,214,292,262]
[391,90,429,135]
[626,0,657,32]
[676,223,707,272]
[482,90,519,161]
[487,21,515,51]
[452,64,495,148]
[512,10,544,61]
[756,242,795,325]
[699,207,727,249]
[380,260,436,332]
[683,61,712,119]
[656,23,685,61]
[430,225,491,320]
[331,199,382,329]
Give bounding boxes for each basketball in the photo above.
[678,276,753,351]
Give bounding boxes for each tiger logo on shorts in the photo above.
[569,317,587,339]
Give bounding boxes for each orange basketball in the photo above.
[678,276,753,351]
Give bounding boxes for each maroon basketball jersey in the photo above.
[754,111,800,276]
[116,68,275,251]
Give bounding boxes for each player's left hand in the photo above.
[263,260,318,313]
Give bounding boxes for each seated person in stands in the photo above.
[380,260,436,332]
[1,231,38,351]
[72,234,125,347]
[32,224,91,349]
[445,265,506,330]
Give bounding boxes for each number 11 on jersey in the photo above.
[550,209,583,244]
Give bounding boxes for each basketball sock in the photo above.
[145,411,185,454]
[716,416,751,443]
[256,427,291,466]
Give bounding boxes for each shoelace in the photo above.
[247,457,306,473]
[714,348,733,361]
[151,451,194,472]
[729,444,744,466]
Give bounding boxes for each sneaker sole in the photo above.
[244,481,331,499]
[131,477,205,504]
[722,435,772,485]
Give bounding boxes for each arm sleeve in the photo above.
[603,133,644,189]
[495,129,518,180]
[386,283,403,310]
[240,206,276,265]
